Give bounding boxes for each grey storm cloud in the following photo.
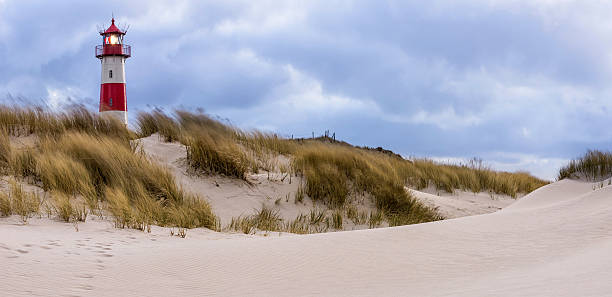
[1,0,612,179]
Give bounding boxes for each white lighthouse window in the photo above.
[109,70,113,78]
[109,98,113,107]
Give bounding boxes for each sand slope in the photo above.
[408,187,517,218]
[1,178,611,296]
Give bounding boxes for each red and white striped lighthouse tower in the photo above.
[95,18,131,124]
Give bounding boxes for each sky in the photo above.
[1,0,612,180]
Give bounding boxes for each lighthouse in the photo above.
[95,18,131,125]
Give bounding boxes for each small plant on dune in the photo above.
[227,205,285,233]
[309,208,326,225]
[253,205,283,232]
[177,228,187,238]
[51,192,87,223]
[284,214,310,234]
[346,205,366,225]
[73,204,88,222]
[294,185,305,204]
[228,216,257,234]
[53,192,74,223]
[368,210,384,228]
[331,210,343,230]
[0,192,11,217]
[8,180,41,224]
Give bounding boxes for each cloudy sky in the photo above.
[1,0,612,180]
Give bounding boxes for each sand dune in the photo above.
[139,134,380,229]
[139,134,507,227]
[1,178,611,296]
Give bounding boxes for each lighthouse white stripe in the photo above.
[101,110,127,125]
[101,56,126,84]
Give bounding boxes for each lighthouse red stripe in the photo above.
[99,83,127,112]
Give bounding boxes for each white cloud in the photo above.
[394,107,482,130]
[213,3,309,35]
[45,86,87,111]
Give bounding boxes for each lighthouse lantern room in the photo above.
[95,18,131,125]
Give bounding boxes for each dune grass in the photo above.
[558,150,612,181]
[0,105,132,139]
[0,106,549,234]
[404,158,547,198]
[0,107,218,232]
[36,132,218,231]
[292,143,443,225]
[137,108,548,229]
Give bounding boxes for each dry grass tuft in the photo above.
[0,192,11,217]
[293,143,443,224]
[136,110,181,142]
[5,180,41,223]
[558,150,612,181]
[331,210,343,230]
[185,130,250,180]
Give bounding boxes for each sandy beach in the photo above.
[2,178,610,296]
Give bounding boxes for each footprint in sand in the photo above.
[77,274,94,279]
[76,284,94,291]
[47,240,62,247]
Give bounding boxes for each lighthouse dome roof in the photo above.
[101,18,125,35]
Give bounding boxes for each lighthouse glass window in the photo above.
[104,34,121,45]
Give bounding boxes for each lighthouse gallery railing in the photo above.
[95,44,131,58]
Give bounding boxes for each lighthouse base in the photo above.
[101,110,127,126]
